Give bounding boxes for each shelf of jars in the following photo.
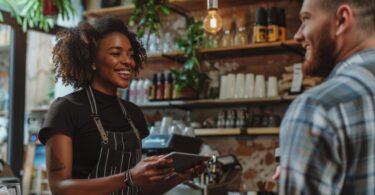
[84,0,282,18]
[193,127,279,136]
[145,40,303,63]
[198,40,303,59]
[138,95,295,109]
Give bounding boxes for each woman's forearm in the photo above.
[49,173,127,195]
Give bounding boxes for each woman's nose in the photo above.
[121,55,131,65]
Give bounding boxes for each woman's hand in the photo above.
[175,161,207,182]
[130,156,174,186]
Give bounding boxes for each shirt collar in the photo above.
[327,48,375,79]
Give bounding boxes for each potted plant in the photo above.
[171,19,209,99]
[0,0,75,32]
[19,0,76,32]
[129,0,171,42]
[0,0,20,22]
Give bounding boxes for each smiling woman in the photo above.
[38,16,206,195]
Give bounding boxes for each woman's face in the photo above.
[91,32,135,94]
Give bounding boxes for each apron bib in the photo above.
[85,87,142,195]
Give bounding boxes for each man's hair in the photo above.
[319,0,375,33]
[52,16,146,89]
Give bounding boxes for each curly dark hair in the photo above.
[52,16,147,89]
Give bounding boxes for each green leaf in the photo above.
[159,4,171,15]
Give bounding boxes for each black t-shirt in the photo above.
[39,88,149,178]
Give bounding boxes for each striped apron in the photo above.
[85,87,142,195]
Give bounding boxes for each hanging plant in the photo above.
[171,18,208,98]
[0,0,21,23]
[18,0,76,32]
[128,0,171,38]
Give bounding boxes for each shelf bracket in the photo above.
[161,53,186,64]
[281,42,305,57]
[168,6,193,21]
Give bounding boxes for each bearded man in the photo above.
[277,0,375,194]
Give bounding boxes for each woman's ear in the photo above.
[91,64,97,70]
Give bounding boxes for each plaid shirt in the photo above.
[279,48,375,195]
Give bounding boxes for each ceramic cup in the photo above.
[244,73,255,98]
[255,75,266,98]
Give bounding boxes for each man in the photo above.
[278,0,375,194]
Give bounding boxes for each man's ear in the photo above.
[335,5,354,36]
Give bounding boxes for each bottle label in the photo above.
[164,83,171,100]
[255,26,267,43]
[149,86,155,100]
[279,27,287,41]
[267,25,279,42]
[291,63,303,93]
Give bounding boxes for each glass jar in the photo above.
[221,30,233,47]
[234,27,247,46]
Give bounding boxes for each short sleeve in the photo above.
[38,97,76,145]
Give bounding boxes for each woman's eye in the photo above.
[110,52,120,56]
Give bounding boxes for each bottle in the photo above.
[164,73,173,100]
[221,16,233,47]
[253,7,267,43]
[149,74,158,101]
[277,7,287,41]
[267,7,279,42]
[143,79,151,103]
[136,79,144,104]
[129,80,137,103]
[234,12,247,46]
[156,73,165,100]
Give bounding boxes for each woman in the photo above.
[39,16,205,195]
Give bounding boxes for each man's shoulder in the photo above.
[296,70,375,110]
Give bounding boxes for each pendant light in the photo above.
[203,0,223,34]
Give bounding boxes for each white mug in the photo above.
[226,74,236,99]
[159,116,173,134]
[244,73,255,98]
[267,76,279,97]
[255,75,266,98]
[234,73,245,98]
[219,75,228,99]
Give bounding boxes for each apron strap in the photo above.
[86,87,109,144]
[117,97,141,142]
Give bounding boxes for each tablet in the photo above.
[162,152,211,172]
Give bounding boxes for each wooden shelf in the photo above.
[145,41,303,63]
[194,127,279,136]
[198,40,304,59]
[30,107,50,112]
[84,0,283,18]
[84,4,135,18]
[29,95,297,112]
[138,96,287,109]
[171,96,284,109]
[147,51,184,63]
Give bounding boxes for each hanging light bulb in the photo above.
[203,0,223,34]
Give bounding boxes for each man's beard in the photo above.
[303,33,337,77]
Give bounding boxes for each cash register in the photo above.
[142,134,203,156]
